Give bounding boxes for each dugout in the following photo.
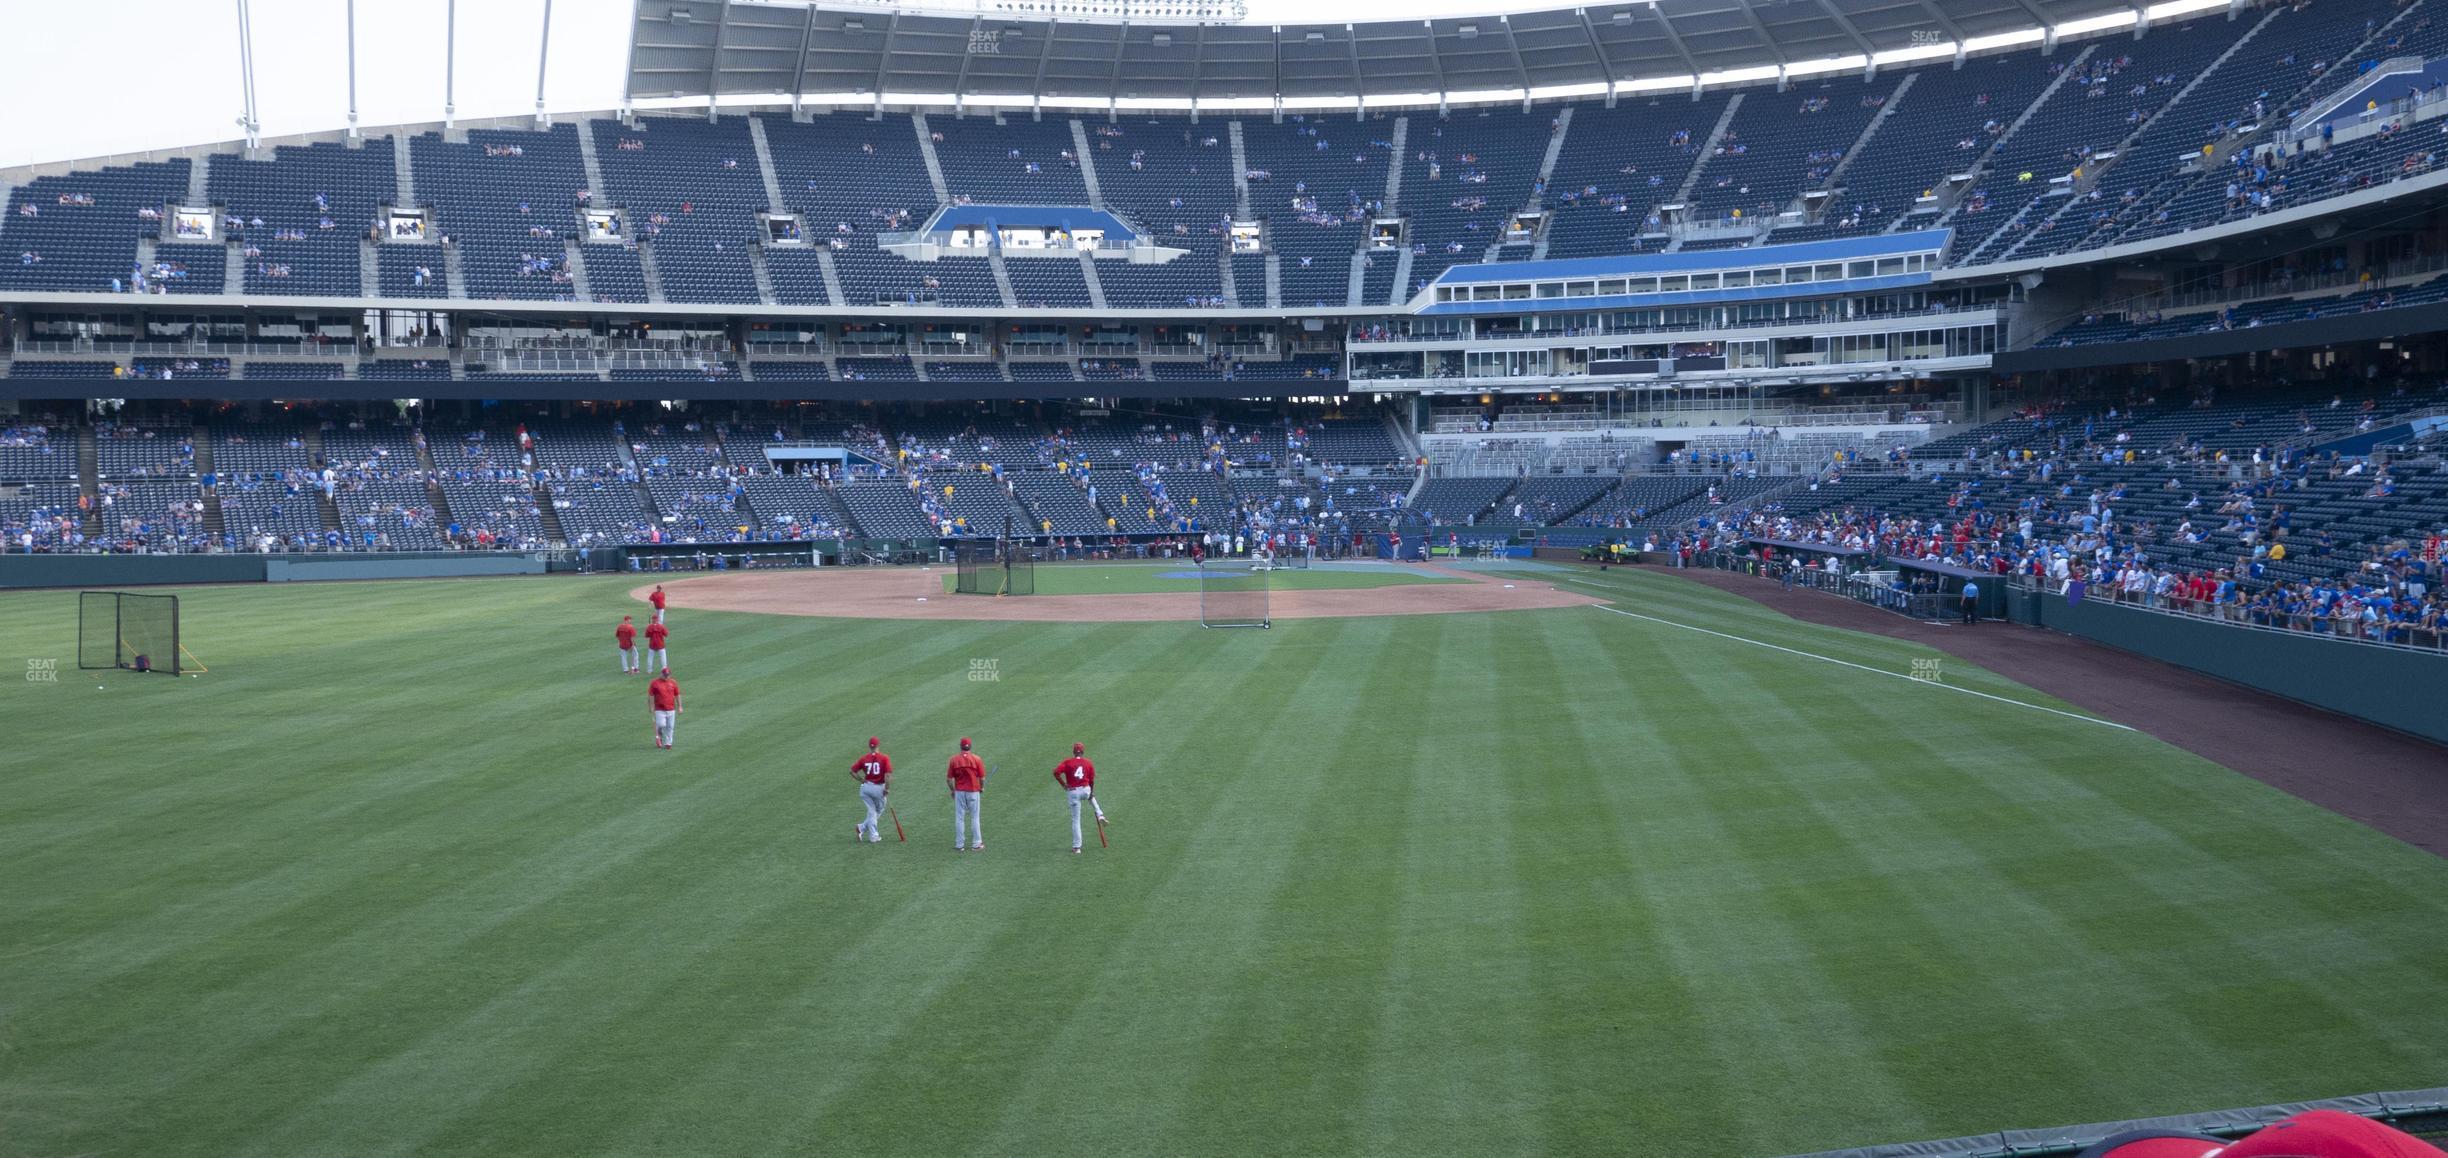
[1745,537,1872,584]
[1892,558,2010,620]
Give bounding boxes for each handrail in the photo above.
[1350,303,1996,344]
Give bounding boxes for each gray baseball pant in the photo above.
[859,783,887,841]
[953,790,982,848]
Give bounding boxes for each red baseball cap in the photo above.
[959,737,972,749]
[868,736,880,748]
[1073,742,1085,754]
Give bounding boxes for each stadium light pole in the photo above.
[444,0,457,129]
[346,0,360,139]
[535,0,554,128]
[234,0,261,151]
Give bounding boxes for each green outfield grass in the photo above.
[5,568,2447,1157]
[938,559,1459,595]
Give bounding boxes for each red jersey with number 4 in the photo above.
[1054,756,1095,790]
[647,678,680,710]
[645,623,668,648]
[854,753,892,784]
[616,622,636,648]
[946,752,985,792]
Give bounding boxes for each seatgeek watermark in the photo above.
[26,657,59,683]
[968,658,1000,682]
[1909,658,1943,684]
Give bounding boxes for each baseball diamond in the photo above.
[12,0,2448,1152]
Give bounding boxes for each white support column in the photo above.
[235,0,262,150]
[534,0,555,128]
[346,0,360,139]
[444,0,458,128]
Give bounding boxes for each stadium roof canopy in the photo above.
[628,0,2228,110]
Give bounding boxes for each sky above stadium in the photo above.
[0,0,632,170]
[4,0,1609,169]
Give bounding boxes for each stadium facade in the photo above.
[4,0,2448,403]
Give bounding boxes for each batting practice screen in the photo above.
[1199,564,1270,628]
[78,591,181,674]
[954,540,1036,596]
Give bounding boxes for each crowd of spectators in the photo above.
[1639,383,2448,647]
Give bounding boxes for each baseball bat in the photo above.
[1092,795,1108,846]
[889,801,906,842]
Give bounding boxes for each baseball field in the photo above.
[5,562,2448,1156]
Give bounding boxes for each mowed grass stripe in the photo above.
[765,622,1350,1157]
[1574,571,2448,1140]
[9,596,943,1008]
[1511,608,1745,1151]
[87,761,784,1152]
[223,617,1163,1152]
[1355,609,1552,1155]
[1690,657,2152,1137]
[559,619,1291,1156]
[1162,617,1421,1155]
[1571,616,1928,1155]
[957,621,1361,1157]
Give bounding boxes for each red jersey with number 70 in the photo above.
[1053,756,1095,789]
[853,753,892,784]
[647,677,680,710]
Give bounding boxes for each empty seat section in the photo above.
[211,140,393,297]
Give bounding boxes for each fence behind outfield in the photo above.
[1660,545,2448,745]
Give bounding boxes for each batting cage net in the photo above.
[79,591,181,674]
[1199,563,1270,628]
[953,539,1036,596]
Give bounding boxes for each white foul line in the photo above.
[1570,586,2136,732]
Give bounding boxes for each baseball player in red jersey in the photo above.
[1052,742,1103,853]
[947,737,986,851]
[649,584,668,623]
[644,619,669,671]
[647,668,682,749]
[615,615,639,674]
[852,737,893,843]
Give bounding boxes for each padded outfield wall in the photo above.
[2026,592,2448,746]
[0,552,550,590]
